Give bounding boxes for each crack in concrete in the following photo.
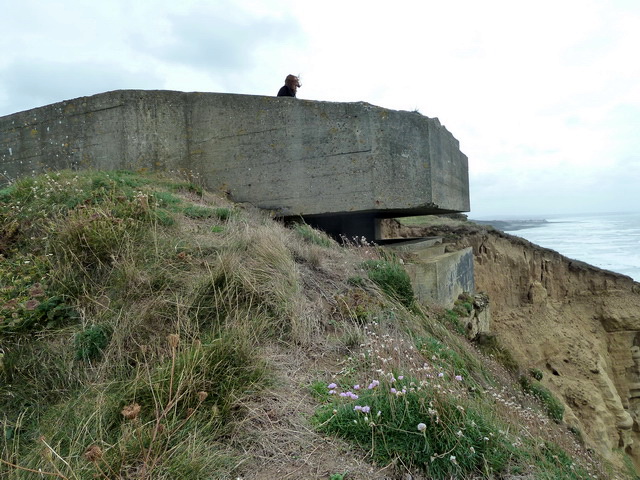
[195,128,281,144]
[301,148,373,161]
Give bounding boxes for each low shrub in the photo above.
[360,259,414,307]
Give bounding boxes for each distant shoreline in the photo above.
[470,219,550,231]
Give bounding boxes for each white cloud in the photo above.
[1,0,639,217]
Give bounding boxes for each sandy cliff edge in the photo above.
[382,218,640,470]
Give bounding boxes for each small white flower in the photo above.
[417,422,427,432]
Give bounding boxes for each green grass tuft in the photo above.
[360,259,414,307]
[314,375,513,478]
[212,207,235,221]
[182,205,217,219]
[519,375,565,422]
[293,223,334,247]
[74,324,112,361]
[474,333,520,373]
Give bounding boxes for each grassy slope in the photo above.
[0,171,627,479]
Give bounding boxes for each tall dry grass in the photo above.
[0,171,625,479]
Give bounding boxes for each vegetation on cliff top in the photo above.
[0,170,623,479]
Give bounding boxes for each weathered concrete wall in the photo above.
[387,238,475,307]
[404,248,475,308]
[0,90,469,217]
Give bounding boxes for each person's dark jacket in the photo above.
[277,85,296,97]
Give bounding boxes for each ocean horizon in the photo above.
[473,211,640,282]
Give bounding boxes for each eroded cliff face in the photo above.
[383,219,640,469]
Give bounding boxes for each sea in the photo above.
[473,212,640,282]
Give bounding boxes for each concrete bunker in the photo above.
[0,89,474,306]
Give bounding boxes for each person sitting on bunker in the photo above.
[277,74,301,97]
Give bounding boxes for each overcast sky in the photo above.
[1,0,638,218]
